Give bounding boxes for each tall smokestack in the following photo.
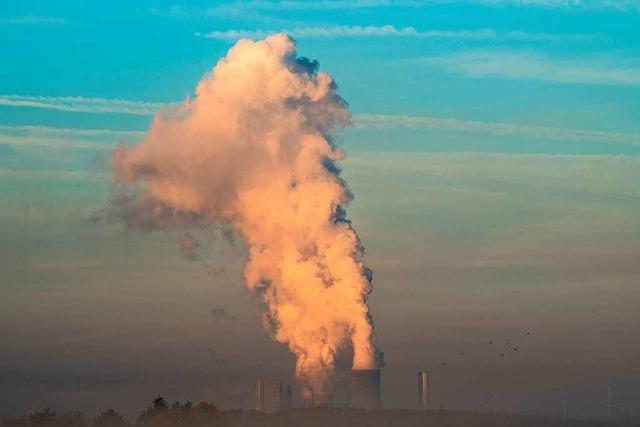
[256,377,265,411]
[350,369,381,409]
[417,370,429,410]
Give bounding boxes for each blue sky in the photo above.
[1,0,639,420]
[1,0,640,140]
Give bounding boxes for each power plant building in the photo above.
[256,377,292,412]
[349,369,382,409]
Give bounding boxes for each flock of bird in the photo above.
[440,331,532,366]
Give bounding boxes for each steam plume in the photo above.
[211,306,236,326]
[180,232,200,261]
[110,34,381,393]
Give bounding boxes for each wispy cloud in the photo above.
[0,15,65,25]
[0,168,87,180]
[192,0,420,15]
[197,25,589,41]
[469,0,640,12]
[353,114,640,146]
[418,50,640,86]
[0,125,143,140]
[0,125,143,149]
[0,95,169,115]
[189,0,639,14]
[2,98,638,147]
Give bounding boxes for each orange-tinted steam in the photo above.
[111,34,382,393]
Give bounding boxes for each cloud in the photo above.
[221,0,417,11]
[0,125,143,150]
[198,25,416,40]
[211,306,236,326]
[0,16,65,25]
[181,0,421,17]
[180,232,201,261]
[109,34,382,389]
[468,0,640,12]
[0,125,144,139]
[207,266,227,277]
[1,111,638,156]
[0,112,637,154]
[0,168,87,180]
[418,50,640,86]
[0,135,108,151]
[197,25,590,41]
[353,114,640,146]
[342,150,640,242]
[90,192,208,231]
[183,0,640,14]
[0,94,169,115]
[191,343,228,365]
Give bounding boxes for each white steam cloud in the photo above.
[109,34,382,394]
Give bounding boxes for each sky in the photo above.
[1,0,639,421]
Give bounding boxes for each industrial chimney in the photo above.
[417,370,429,410]
[256,377,265,411]
[349,369,382,409]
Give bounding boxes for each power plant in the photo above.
[255,377,266,411]
[311,391,333,408]
[255,377,292,412]
[278,383,293,410]
[254,368,437,411]
[418,370,429,410]
[349,369,382,409]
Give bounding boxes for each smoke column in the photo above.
[110,34,382,394]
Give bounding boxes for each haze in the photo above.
[1,0,639,422]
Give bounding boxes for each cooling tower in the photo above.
[311,390,333,407]
[349,369,382,409]
[418,370,429,410]
[278,383,293,410]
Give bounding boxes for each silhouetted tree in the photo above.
[92,410,129,427]
[151,397,167,411]
[28,409,57,427]
[2,410,85,427]
[55,412,86,427]
[191,402,218,427]
[4,405,617,427]
[2,415,28,427]
[136,396,169,427]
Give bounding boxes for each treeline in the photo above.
[1,396,627,427]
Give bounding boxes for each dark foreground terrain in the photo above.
[2,397,631,427]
